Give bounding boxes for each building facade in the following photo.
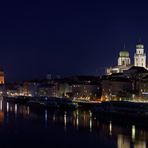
[134,43,146,68]
[118,51,131,66]
[107,42,147,75]
[101,75,132,101]
[107,50,131,75]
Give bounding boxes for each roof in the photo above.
[127,66,148,73]
[101,75,131,82]
[119,51,129,57]
[136,43,144,49]
[142,74,148,80]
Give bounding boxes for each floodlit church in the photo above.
[106,42,147,75]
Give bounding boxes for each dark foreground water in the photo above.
[0,99,147,148]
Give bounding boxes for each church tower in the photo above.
[118,51,130,66]
[134,42,146,68]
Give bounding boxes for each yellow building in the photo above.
[0,70,5,85]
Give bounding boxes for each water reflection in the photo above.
[117,134,146,148]
[64,111,67,130]
[89,111,92,132]
[76,110,79,129]
[5,101,30,118]
[109,121,112,136]
[132,125,136,141]
[15,104,17,114]
[53,113,56,122]
[134,141,146,148]
[6,102,9,112]
[0,99,2,111]
[45,109,48,128]
[1,99,148,148]
[117,135,130,148]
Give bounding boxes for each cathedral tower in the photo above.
[134,42,146,68]
[118,51,130,66]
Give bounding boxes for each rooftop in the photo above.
[119,51,129,57]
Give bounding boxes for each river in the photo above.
[0,99,147,148]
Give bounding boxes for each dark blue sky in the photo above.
[1,0,148,81]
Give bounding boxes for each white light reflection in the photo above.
[76,110,79,129]
[89,110,92,118]
[45,110,48,121]
[64,112,67,130]
[53,113,56,122]
[109,121,112,136]
[0,99,2,111]
[132,125,136,141]
[6,102,9,123]
[27,106,30,115]
[6,102,9,112]
[89,111,92,132]
[45,110,48,128]
[15,104,17,115]
[10,106,13,112]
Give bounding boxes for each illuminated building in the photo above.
[118,51,131,66]
[101,75,132,100]
[0,67,5,84]
[37,83,58,97]
[139,74,148,99]
[134,42,146,68]
[106,42,147,75]
[71,84,100,100]
[56,76,101,100]
[102,66,148,100]
[107,50,132,75]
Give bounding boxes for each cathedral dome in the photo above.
[119,51,129,57]
[136,43,144,49]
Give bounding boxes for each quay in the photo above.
[3,96,78,110]
[4,96,148,123]
[92,101,148,125]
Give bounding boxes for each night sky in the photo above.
[1,0,148,81]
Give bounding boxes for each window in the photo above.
[122,60,125,65]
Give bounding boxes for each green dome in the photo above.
[119,51,129,57]
[136,44,144,49]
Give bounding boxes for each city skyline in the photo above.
[1,1,148,148]
[1,0,148,81]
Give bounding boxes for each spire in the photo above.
[137,38,142,45]
[123,43,126,49]
[122,42,126,50]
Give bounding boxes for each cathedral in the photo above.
[106,42,147,75]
